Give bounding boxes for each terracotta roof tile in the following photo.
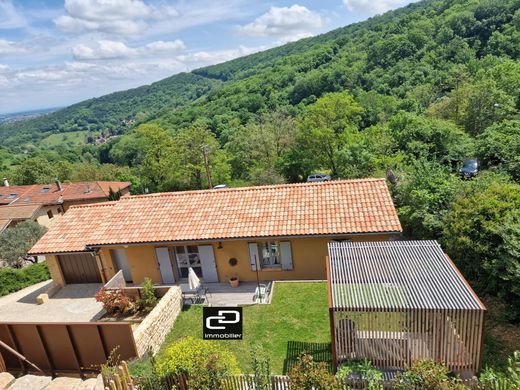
[0,204,42,220]
[29,179,402,255]
[29,202,118,254]
[0,181,131,206]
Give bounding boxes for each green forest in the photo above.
[0,0,519,367]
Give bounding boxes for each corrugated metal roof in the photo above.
[328,240,485,311]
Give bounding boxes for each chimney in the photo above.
[3,178,9,187]
[55,179,63,192]
[85,184,92,194]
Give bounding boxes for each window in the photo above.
[259,241,281,268]
[175,245,202,278]
[41,187,50,193]
[7,193,17,199]
[249,241,293,271]
[47,210,54,219]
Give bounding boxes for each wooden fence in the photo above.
[0,322,137,376]
[118,369,478,390]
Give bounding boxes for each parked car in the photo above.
[459,159,479,179]
[307,173,331,182]
[213,184,229,189]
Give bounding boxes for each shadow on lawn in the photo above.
[283,341,333,374]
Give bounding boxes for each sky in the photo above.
[0,0,418,114]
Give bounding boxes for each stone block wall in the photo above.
[133,286,183,357]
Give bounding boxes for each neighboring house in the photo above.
[0,180,131,229]
[28,179,402,286]
[0,203,44,233]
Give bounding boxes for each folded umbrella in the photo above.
[188,267,201,290]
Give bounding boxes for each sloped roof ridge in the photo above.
[68,201,119,210]
[335,240,440,247]
[123,178,387,200]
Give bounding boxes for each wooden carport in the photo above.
[327,240,486,378]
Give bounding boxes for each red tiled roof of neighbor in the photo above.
[0,203,42,220]
[28,179,402,255]
[0,181,131,206]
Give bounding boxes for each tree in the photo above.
[0,221,47,267]
[12,157,57,185]
[393,159,458,239]
[442,173,520,319]
[130,124,179,192]
[297,92,363,177]
[463,79,515,136]
[477,120,520,182]
[388,112,474,164]
[224,113,298,184]
[174,124,231,190]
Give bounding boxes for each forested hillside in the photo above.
[1,0,520,358]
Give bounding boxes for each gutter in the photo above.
[30,231,403,256]
[85,231,403,250]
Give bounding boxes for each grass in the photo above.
[130,282,330,375]
[0,262,50,297]
[39,131,91,148]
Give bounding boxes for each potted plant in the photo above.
[229,275,239,288]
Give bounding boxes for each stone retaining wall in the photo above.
[133,286,183,357]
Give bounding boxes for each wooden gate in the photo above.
[58,253,102,283]
[0,322,137,376]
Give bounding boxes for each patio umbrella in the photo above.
[188,267,201,290]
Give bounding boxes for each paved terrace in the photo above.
[181,282,272,306]
[0,281,104,322]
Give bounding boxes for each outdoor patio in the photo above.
[0,281,104,322]
[180,281,273,306]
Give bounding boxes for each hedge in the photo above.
[0,262,50,297]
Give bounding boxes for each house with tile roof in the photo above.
[28,179,402,286]
[0,180,131,230]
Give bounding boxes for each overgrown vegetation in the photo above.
[0,262,50,297]
[0,0,519,374]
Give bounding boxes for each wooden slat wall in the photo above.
[333,308,484,375]
[0,322,137,376]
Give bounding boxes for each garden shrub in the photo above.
[0,262,50,296]
[336,359,383,390]
[394,360,467,390]
[136,278,158,312]
[157,336,240,385]
[95,287,134,315]
[288,352,337,390]
[479,351,520,390]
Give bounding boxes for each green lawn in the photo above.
[131,282,331,375]
[39,131,92,148]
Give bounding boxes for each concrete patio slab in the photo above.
[0,281,104,322]
[184,282,272,306]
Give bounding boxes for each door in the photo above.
[110,249,132,283]
[58,253,101,284]
[198,245,218,282]
[155,247,175,284]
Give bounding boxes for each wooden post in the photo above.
[0,350,6,373]
[325,255,338,372]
